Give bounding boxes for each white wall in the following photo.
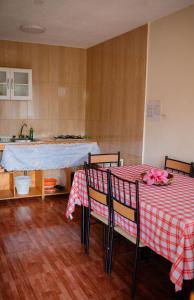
[143,5,194,167]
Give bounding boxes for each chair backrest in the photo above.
[164,156,193,176]
[110,173,140,239]
[84,162,111,207]
[88,151,121,168]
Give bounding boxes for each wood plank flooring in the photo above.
[0,197,192,300]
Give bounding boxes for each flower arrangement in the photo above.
[141,168,173,186]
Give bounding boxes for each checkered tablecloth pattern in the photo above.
[66,164,194,291]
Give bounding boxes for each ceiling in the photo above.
[0,0,194,48]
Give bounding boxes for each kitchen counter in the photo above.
[1,140,100,171]
[0,139,99,201]
[0,138,96,151]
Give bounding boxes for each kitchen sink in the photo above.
[12,138,32,143]
[0,137,13,143]
[0,137,40,143]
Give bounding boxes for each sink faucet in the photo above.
[19,123,28,138]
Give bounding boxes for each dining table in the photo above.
[66,164,194,292]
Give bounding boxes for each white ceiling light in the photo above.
[19,24,46,34]
[33,0,45,4]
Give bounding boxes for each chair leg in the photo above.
[103,225,107,248]
[84,210,91,255]
[104,225,108,273]
[81,205,84,244]
[81,205,87,245]
[131,244,139,299]
[107,226,114,275]
[104,226,110,273]
[104,225,110,273]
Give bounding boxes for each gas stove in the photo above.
[54,135,84,140]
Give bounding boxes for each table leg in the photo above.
[64,168,71,193]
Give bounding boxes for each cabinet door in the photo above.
[0,68,11,100]
[10,68,32,100]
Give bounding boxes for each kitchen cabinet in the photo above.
[0,68,10,100]
[0,169,71,201]
[0,170,43,200]
[0,67,32,100]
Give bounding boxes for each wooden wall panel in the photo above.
[86,25,147,164]
[0,40,86,137]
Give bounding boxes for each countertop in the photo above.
[0,138,96,151]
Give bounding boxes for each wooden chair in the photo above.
[88,151,121,168]
[107,173,145,299]
[84,162,111,272]
[164,156,194,176]
[80,152,120,245]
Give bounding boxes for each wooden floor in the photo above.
[0,197,192,300]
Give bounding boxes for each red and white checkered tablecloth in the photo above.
[66,164,194,292]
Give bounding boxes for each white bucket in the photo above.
[15,176,32,195]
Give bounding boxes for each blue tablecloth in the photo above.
[1,142,100,171]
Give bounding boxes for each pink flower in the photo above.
[143,168,169,185]
[143,173,155,185]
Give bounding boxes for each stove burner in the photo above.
[54,135,84,140]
